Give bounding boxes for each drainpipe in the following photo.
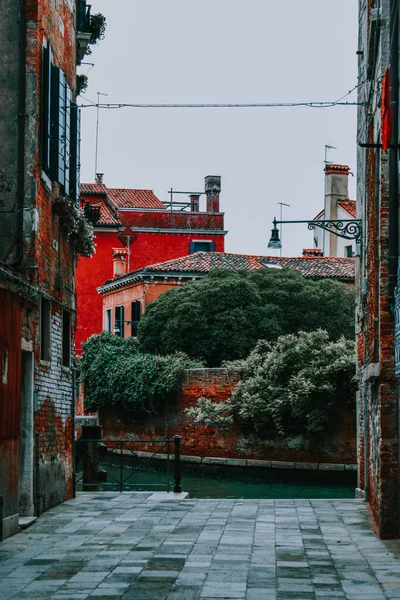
[388,0,399,306]
[363,382,369,501]
[11,0,27,268]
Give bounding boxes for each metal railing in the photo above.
[75,435,182,494]
[76,0,91,33]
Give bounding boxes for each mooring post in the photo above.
[173,435,182,493]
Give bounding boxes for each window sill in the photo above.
[41,171,53,192]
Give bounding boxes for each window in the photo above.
[62,310,71,367]
[41,43,81,199]
[345,245,353,257]
[189,241,216,254]
[115,305,124,337]
[131,301,141,337]
[106,308,112,332]
[40,298,51,362]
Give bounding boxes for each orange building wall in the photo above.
[102,281,180,338]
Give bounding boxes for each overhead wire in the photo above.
[78,82,365,110]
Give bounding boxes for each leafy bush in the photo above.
[138,269,355,366]
[186,330,356,438]
[81,332,202,416]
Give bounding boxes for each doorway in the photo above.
[19,351,34,516]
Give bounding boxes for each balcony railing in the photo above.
[76,0,91,33]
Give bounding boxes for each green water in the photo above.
[99,463,355,499]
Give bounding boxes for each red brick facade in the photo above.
[98,369,357,467]
[357,0,400,538]
[0,0,91,537]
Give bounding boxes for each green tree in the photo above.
[81,331,202,415]
[187,330,356,438]
[138,269,355,366]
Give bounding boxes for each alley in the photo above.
[0,493,400,600]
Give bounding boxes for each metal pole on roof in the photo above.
[95,92,108,178]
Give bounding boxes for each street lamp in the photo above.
[268,217,362,249]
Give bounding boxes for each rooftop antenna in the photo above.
[95,91,108,178]
[275,202,290,257]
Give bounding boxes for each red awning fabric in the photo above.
[382,66,392,152]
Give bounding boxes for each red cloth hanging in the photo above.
[382,66,392,151]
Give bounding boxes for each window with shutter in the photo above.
[131,301,141,337]
[64,83,72,197]
[189,241,216,254]
[70,104,81,206]
[50,66,66,188]
[106,308,112,332]
[41,43,52,173]
[115,305,124,337]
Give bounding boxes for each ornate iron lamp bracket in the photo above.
[306,219,362,243]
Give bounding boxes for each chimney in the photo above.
[95,173,104,184]
[302,248,323,257]
[205,176,221,213]
[324,164,350,256]
[112,248,128,278]
[189,194,200,212]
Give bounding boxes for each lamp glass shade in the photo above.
[267,227,282,249]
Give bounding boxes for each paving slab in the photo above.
[1,493,400,598]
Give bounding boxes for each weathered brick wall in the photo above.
[357,0,400,538]
[99,369,357,466]
[27,0,77,514]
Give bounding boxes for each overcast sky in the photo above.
[79,0,358,257]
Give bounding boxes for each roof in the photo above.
[106,188,164,210]
[338,200,356,218]
[92,202,118,226]
[80,183,165,225]
[99,251,355,293]
[313,200,356,221]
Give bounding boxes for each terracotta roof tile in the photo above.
[81,183,108,195]
[141,252,355,281]
[338,200,357,218]
[93,202,118,226]
[107,188,164,210]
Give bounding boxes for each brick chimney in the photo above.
[190,194,200,212]
[324,164,350,256]
[302,248,323,257]
[112,248,128,278]
[205,176,221,213]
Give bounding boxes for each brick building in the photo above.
[98,251,355,337]
[75,175,226,352]
[0,0,96,538]
[356,0,400,538]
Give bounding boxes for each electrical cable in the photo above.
[78,81,365,110]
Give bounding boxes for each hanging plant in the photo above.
[58,197,95,257]
[86,13,107,55]
[76,74,88,96]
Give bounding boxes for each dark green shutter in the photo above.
[131,301,141,336]
[41,43,52,173]
[50,66,66,188]
[64,83,72,196]
[70,104,81,206]
[189,242,196,254]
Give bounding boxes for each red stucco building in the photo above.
[76,175,226,352]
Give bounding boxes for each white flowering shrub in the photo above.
[59,197,95,256]
[186,330,356,438]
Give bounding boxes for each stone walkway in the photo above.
[0,493,400,599]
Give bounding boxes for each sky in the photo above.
[79,0,358,257]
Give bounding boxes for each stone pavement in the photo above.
[0,493,400,600]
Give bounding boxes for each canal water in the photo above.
[101,464,355,499]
